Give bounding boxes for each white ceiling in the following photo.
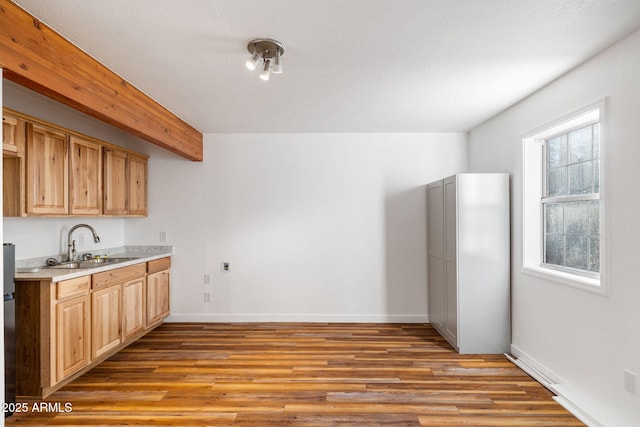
[10,0,640,134]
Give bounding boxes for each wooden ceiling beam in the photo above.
[0,0,203,161]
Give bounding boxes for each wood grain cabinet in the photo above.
[146,257,171,327]
[427,173,510,354]
[25,122,69,215]
[2,112,26,216]
[2,113,23,156]
[127,153,148,216]
[16,258,170,398]
[103,147,148,216]
[54,277,91,383]
[91,284,122,360]
[70,135,102,215]
[91,263,146,358]
[123,276,146,341]
[102,147,128,215]
[3,108,148,217]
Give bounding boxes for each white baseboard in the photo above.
[509,344,632,427]
[166,313,429,323]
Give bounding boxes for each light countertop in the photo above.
[15,245,173,283]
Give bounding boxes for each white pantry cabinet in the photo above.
[427,173,510,354]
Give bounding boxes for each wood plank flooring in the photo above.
[7,323,584,426]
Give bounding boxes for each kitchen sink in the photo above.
[46,257,137,269]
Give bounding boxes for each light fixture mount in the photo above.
[246,38,284,80]
[247,38,284,60]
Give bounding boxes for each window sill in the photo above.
[522,266,607,296]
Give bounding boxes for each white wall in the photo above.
[125,132,468,322]
[469,29,640,426]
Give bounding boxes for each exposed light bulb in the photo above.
[272,50,282,74]
[260,59,272,81]
[245,50,262,71]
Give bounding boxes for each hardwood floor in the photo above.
[7,323,584,426]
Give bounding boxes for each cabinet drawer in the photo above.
[92,263,146,290]
[147,257,171,274]
[57,276,90,300]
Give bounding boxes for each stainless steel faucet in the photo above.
[67,224,101,262]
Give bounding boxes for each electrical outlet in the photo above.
[221,262,230,272]
[203,274,211,285]
[78,233,85,246]
[204,291,212,304]
[159,231,167,242]
[624,370,636,394]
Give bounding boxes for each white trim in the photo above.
[166,314,429,323]
[521,98,608,295]
[509,345,633,427]
[522,265,605,295]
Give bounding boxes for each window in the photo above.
[522,102,606,293]
[543,123,600,275]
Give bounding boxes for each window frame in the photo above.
[522,100,608,295]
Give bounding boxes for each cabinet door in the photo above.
[3,155,25,217]
[427,180,445,330]
[56,294,90,382]
[70,136,102,215]
[127,153,147,216]
[3,113,24,156]
[443,176,458,345]
[123,277,146,341]
[91,285,122,359]
[103,147,128,215]
[146,270,170,326]
[26,123,69,215]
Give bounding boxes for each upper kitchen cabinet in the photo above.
[25,122,69,215]
[70,136,102,215]
[102,147,128,216]
[3,112,26,216]
[2,108,148,217]
[128,153,148,216]
[3,113,25,156]
[103,147,148,217]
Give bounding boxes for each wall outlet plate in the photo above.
[204,291,212,304]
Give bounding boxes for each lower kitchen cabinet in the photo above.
[146,257,171,327]
[54,277,90,383]
[123,277,146,340]
[91,284,122,359]
[15,257,171,398]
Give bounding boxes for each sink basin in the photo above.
[46,257,137,270]
[77,257,136,267]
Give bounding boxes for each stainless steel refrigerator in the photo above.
[4,243,15,417]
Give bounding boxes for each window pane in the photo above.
[569,126,593,163]
[539,118,600,278]
[545,203,563,234]
[548,167,568,197]
[566,236,588,270]
[565,201,589,235]
[593,123,600,158]
[589,200,600,236]
[548,135,567,167]
[568,161,594,195]
[590,237,600,273]
[545,235,564,265]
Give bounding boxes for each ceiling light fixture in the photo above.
[246,38,284,81]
